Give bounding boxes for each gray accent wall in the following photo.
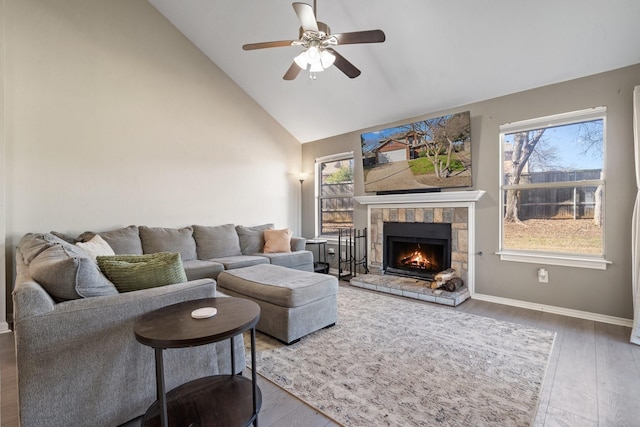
[302,63,640,320]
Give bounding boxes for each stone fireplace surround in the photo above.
[352,190,485,305]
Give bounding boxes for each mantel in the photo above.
[355,190,485,205]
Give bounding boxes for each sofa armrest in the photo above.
[12,280,56,319]
[14,278,217,350]
[290,236,306,251]
[12,277,226,426]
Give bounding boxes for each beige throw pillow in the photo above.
[263,228,292,253]
[76,234,115,261]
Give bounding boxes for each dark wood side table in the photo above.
[134,297,261,427]
[306,238,329,274]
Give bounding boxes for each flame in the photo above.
[400,248,433,270]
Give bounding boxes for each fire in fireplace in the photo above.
[383,222,452,280]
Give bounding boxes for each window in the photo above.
[499,107,610,269]
[316,152,354,238]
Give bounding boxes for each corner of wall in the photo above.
[0,0,10,332]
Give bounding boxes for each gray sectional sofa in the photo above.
[12,223,313,427]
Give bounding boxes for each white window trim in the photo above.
[496,250,612,270]
[499,107,607,133]
[497,107,610,269]
[315,151,354,240]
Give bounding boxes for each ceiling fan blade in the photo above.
[283,62,303,80]
[292,2,319,32]
[242,40,295,50]
[326,48,361,78]
[333,30,386,45]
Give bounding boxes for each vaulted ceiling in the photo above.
[148,0,640,143]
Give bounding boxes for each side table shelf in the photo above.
[143,375,262,427]
[134,297,262,427]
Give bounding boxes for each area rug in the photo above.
[247,287,555,426]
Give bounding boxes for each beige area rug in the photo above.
[246,287,555,427]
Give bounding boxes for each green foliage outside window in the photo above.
[325,165,353,184]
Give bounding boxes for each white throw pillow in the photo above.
[76,234,115,261]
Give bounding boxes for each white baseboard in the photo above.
[0,321,10,334]
[473,293,633,328]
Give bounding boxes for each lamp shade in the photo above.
[294,51,308,69]
[320,50,336,68]
[305,46,321,64]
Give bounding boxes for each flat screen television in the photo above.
[360,111,471,194]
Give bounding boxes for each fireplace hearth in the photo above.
[383,222,452,280]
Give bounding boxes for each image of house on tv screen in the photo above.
[361,111,471,194]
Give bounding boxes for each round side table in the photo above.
[134,297,261,427]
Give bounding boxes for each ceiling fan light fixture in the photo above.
[309,61,324,73]
[320,49,335,68]
[294,51,308,69]
[304,45,321,64]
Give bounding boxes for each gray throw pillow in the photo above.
[139,226,197,261]
[50,231,81,244]
[192,224,242,259]
[18,233,69,265]
[29,243,118,301]
[97,252,188,293]
[236,223,274,254]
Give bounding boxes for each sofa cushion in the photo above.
[68,225,144,255]
[192,224,242,259]
[139,226,197,261]
[18,233,69,265]
[182,259,225,281]
[210,255,270,270]
[50,231,82,244]
[75,234,115,261]
[290,236,307,252]
[263,228,292,253]
[97,252,187,293]
[29,243,118,301]
[97,225,143,255]
[236,223,274,255]
[52,225,143,255]
[258,251,314,271]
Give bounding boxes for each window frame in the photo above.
[497,107,611,270]
[315,151,355,240]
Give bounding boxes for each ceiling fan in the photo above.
[242,1,385,80]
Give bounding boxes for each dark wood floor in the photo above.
[2,284,640,426]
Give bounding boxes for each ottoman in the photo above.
[216,264,338,344]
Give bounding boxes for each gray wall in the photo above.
[1,0,303,325]
[302,63,640,320]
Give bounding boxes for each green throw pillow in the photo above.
[97,252,187,293]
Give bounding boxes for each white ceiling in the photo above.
[148,0,640,143]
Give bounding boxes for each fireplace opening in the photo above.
[383,222,452,280]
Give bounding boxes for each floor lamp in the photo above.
[298,172,309,237]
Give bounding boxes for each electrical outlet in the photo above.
[537,268,549,283]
